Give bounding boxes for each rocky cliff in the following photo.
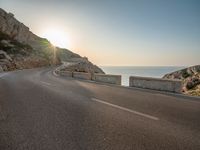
[163,65,200,96]
[0,8,104,74]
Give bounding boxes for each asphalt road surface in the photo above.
[0,68,200,150]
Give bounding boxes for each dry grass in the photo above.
[185,85,200,96]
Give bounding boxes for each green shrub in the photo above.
[182,70,190,78]
[0,32,10,40]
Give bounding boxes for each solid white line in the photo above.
[91,98,159,121]
[41,81,52,86]
[0,73,7,78]
[53,70,59,77]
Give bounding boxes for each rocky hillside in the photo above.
[58,57,105,74]
[0,8,104,74]
[163,65,200,96]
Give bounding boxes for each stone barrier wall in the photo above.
[129,76,182,93]
[93,74,121,85]
[73,72,92,80]
[59,71,73,77]
[55,70,183,93]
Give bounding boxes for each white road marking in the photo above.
[53,70,59,77]
[0,73,7,78]
[91,98,159,121]
[41,81,52,86]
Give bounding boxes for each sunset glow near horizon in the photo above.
[41,28,70,49]
[1,0,200,66]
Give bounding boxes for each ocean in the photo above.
[100,66,185,86]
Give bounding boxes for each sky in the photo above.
[0,0,200,66]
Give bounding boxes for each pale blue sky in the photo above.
[0,0,199,66]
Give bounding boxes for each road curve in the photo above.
[0,68,200,150]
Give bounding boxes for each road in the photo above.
[0,68,200,150]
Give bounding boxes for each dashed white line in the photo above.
[91,98,159,121]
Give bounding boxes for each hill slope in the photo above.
[163,65,200,96]
[0,8,104,74]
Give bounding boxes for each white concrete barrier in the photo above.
[73,72,92,80]
[129,76,182,93]
[93,74,121,85]
[59,71,73,77]
[55,70,60,75]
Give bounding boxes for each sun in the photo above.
[41,28,69,48]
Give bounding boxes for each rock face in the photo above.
[0,10,36,44]
[0,8,104,73]
[0,50,14,72]
[59,57,104,74]
[163,65,200,96]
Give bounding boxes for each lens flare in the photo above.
[42,28,69,48]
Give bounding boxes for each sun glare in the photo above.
[42,28,69,48]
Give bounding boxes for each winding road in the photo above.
[0,68,200,150]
